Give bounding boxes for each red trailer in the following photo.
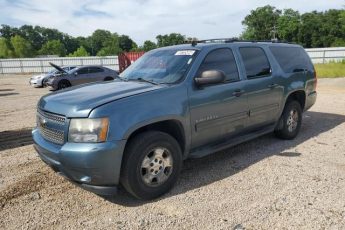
[118,51,145,73]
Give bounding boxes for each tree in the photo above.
[68,46,90,57]
[277,9,300,42]
[241,5,282,40]
[142,40,157,51]
[0,38,12,58]
[10,35,33,57]
[156,33,185,47]
[89,29,112,55]
[39,40,66,56]
[97,34,122,56]
[119,35,136,51]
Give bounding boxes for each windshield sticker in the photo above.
[175,50,195,56]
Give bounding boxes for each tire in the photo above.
[104,77,114,81]
[57,80,71,90]
[274,100,302,140]
[120,131,182,200]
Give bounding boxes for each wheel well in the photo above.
[59,79,71,85]
[286,90,306,110]
[104,76,114,81]
[126,120,186,154]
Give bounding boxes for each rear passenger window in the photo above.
[239,47,271,79]
[269,46,313,73]
[198,48,239,82]
[89,67,104,73]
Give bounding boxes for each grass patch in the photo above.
[314,62,345,78]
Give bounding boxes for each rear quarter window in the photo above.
[269,46,313,73]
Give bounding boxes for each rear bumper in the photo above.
[32,129,126,195]
[304,91,317,111]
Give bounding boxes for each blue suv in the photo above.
[33,39,317,199]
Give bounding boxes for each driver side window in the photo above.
[198,48,239,82]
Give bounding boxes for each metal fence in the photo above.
[0,56,118,74]
[305,47,345,64]
[0,47,344,74]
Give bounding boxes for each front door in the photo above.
[73,67,90,85]
[189,48,248,149]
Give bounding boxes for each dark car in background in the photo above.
[45,64,119,90]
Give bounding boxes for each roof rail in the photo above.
[185,38,293,46]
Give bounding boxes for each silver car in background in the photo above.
[46,64,119,90]
[29,66,76,87]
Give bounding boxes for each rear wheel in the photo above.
[275,100,302,140]
[57,80,71,90]
[104,77,114,81]
[120,131,182,200]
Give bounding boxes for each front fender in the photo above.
[88,84,191,147]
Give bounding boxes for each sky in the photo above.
[0,0,344,45]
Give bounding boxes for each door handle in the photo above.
[232,89,245,97]
[268,83,279,89]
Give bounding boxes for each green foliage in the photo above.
[241,6,345,48]
[97,34,122,56]
[277,9,300,42]
[241,5,281,40]
[118,35,136,52]
[68,46,90,57]
[142,40,157,51]
[0,38,12,58]
[39,40,66,56]
[10,35,33,57]
[156,33,185,47]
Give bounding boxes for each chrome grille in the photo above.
[37,109,66,145]
[37,109,66,124]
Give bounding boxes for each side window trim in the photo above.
[196,47,241,84]
[239,46,272,80]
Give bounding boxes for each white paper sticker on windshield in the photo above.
[175,50,195,56]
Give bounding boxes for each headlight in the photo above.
[68,118,109,143]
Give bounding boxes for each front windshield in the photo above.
[120,49,197,84]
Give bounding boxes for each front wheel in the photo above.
[120,131,182,200]
[274,100,302,140]
[57,80,71,90]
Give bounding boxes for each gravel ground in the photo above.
[0,75,344,229]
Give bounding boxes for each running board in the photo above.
[189,124,275,158]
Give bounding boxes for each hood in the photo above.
[49,62,67,73]
[38,80,163,117]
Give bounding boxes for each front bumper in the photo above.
[32,129,126,195]
[29,78,43,87]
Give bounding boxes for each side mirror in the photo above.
[195,70,226,87]
[74,72,78,76]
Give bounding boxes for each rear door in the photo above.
[88,67,106,83]
[189,48,248,149]
[239,47,283,129]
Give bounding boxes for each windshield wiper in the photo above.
[129,77,160,85]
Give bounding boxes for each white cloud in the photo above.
[0,0,344,44]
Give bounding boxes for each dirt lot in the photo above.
[0,75,345,229]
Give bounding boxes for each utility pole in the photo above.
[271,25,278,42]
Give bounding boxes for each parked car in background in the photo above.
[33,39,317,199]
[29,66,76,87]
[45,64,119,90]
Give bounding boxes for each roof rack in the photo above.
[186,38,292,46]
